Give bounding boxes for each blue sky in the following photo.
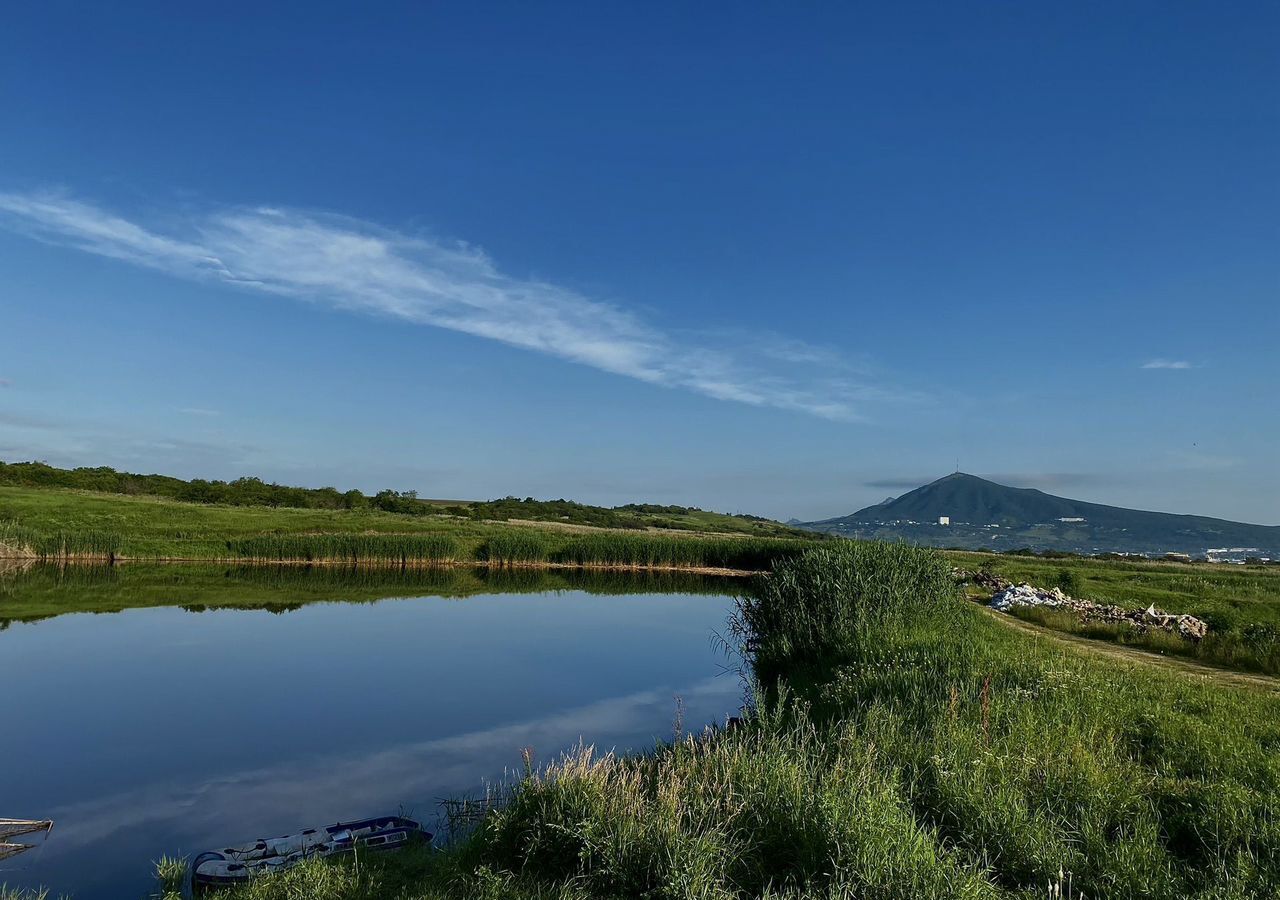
[1,2,1276,522]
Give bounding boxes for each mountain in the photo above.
[797,473,1280,559]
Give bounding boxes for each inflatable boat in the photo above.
[192,815,429,886]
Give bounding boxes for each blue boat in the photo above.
[192,815,430,886]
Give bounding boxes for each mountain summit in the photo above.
[799,473,1280,558]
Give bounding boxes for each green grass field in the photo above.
[0,486,811,570]
[949,550,1280,675]
[949,550,1280,625]
[0,485,483,557]
[0,460,814,538]
[131,543,1280,900]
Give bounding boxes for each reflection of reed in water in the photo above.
[227,563,484,595]
[0,818,53,862]
[227,563,744,599]
[0,562,744,626]
[0,560,118,597]
[0,557,37,579]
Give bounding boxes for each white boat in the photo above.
[192,815,429,886]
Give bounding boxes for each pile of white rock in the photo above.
[990,583,1080,612]
[989,583,1209,641]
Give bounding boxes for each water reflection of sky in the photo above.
[0,589,742,899]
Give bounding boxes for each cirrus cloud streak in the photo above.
[0,190,917,421]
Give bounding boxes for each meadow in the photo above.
[0,486,811,571]
[0,461,811,537]
[949,550,1280,676]
[128,543,1280,900]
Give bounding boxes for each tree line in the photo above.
[1,460,389,511]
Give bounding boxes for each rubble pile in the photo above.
[989,582,1209,641]
[989,583,1079,612]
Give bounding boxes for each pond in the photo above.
[0,565,746,899]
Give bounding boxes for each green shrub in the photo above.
[736,541,959,678]
[1055,567,1081,595]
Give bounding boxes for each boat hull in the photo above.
[192,815,429,886]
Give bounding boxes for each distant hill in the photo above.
[798,473,1280,559]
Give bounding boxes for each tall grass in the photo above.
[553,533,804,570]
[0,889,49,900]
[0,519,120,559]
[466,705,998,900]
[478,531,806,570]
[226,534,461,565]
[152,855,187,897]
[730,543,1280,897]
[479,530,557,564]
[735,541,960,678]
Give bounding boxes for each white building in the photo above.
[938,516,950,526]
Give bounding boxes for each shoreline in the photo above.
[0,553,765,578]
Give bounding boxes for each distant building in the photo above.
[938,516,950,526]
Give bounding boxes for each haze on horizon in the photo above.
[1,4,1276,524]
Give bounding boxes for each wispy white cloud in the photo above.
[0,189,915,421]
[0,377,11,388]
[178,406,221,417]
[1141,359,1195,370]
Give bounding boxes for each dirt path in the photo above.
[981,606,1280,693]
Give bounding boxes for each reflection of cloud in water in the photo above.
[27,675,741,896]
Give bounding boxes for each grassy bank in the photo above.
[0,486,811,571]
[138,543,1280,899]
[0,461,813,538]
[950,550,1280,676]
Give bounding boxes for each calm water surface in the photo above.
[0,566,743,898]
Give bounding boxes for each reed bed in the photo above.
[1,508,805,574]
[478,531,806,570]
[552,533,803,570]
[0,519,120,559]
[226,533,461,565]
[479,530,557,564]
[0,889,49,900]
